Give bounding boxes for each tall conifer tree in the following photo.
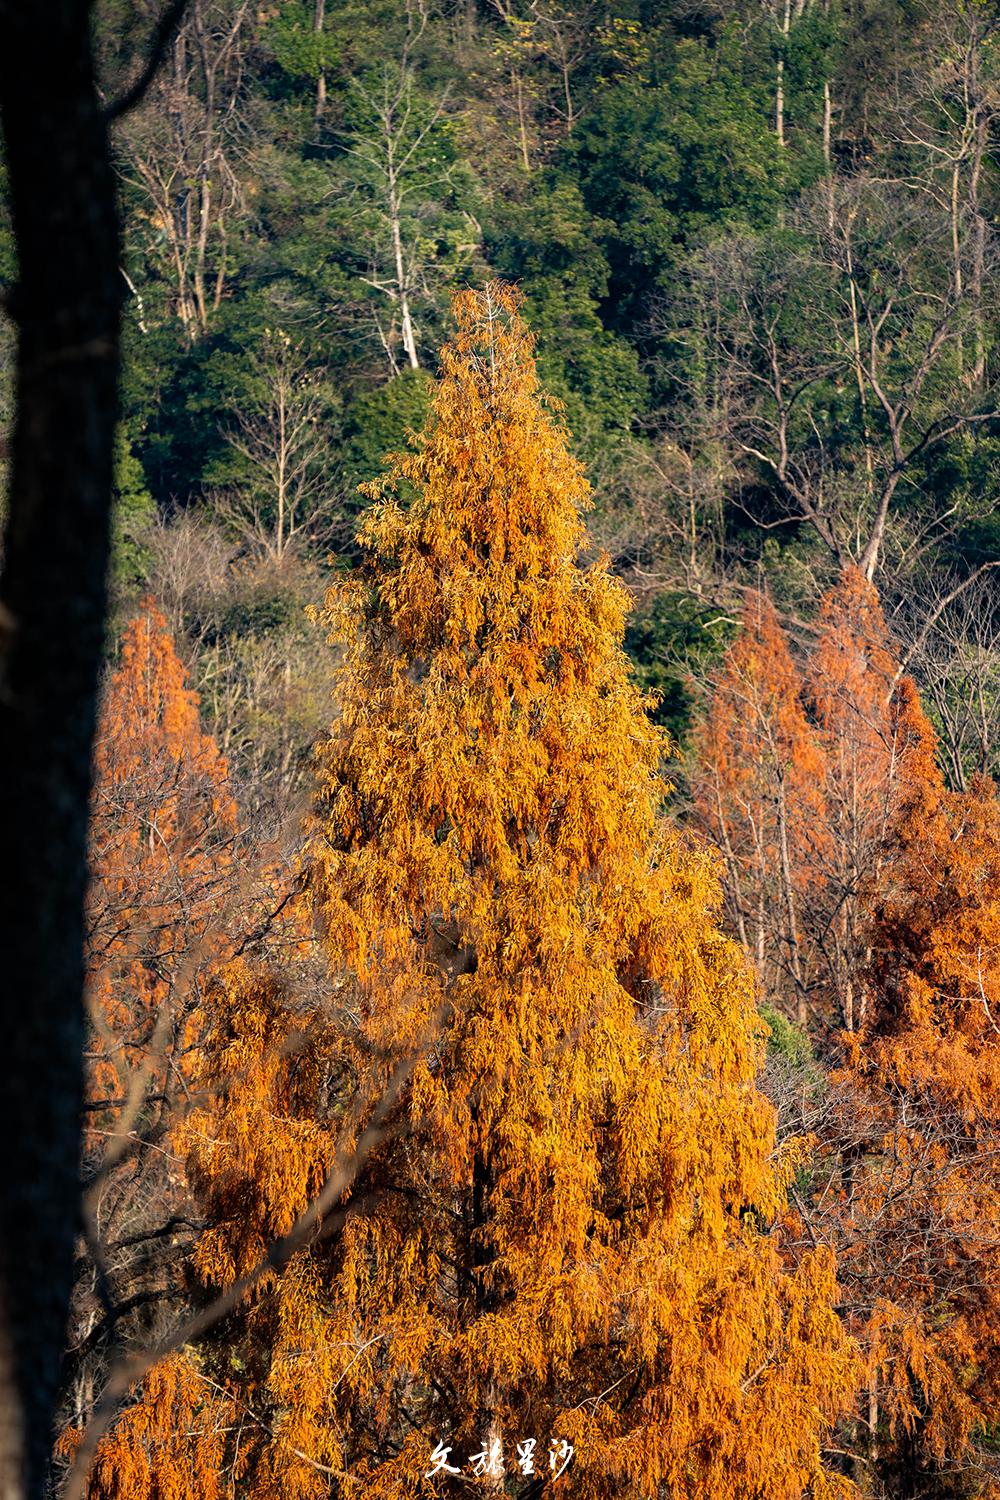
[287,283,856,1497]
[71,285,857,1500]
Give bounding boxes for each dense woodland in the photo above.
[12,0,1000,1494]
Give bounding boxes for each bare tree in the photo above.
[679,176,1000,584]
[142,515,342,837]
[339,5,478,372]
[217,331,342,563]
[891,570,1000,792]
[881,0,1000,391]
[111,0,254,337]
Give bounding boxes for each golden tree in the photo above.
[72,285,858,1500]
[251,282,857,1498]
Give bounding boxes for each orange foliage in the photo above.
[197,283,857,1499]
[66,604,314,1484]
[694,569,941,1032]
[803,568,934,1032]
[692,593,829,1023]
[74,287,860,1500]
[828,733,1000,1491]
[691,573,1000,1486]
[61,1354,233,1500]
[86,599,238,1119]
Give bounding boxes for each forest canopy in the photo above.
[6,0,1000,1495]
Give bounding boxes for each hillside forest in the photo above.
[15,0,1000,1495]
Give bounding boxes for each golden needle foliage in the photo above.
[297,282,855,1497]
[73,284,858,1500]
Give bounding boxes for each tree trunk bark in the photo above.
[472,1151,504,1494]
[0,3,120,1496]
[313,0,326,127]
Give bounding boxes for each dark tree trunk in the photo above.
[0,1,120,1494]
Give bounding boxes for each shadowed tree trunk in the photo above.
[0,1,121,1495]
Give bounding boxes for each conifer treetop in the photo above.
[72,290,859,1500]
[295,284,858,1500]
[311,281,672,986]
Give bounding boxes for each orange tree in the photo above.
[691,592,829,1026]
[828,731,1000,1495]
[66,601,243,1434]
[86,599,239,1118]
[803,568,915,1035]
[692,570,937,1034]
[65,601,308,1440]
[72,284,858,1500]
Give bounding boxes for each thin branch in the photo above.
[61,1057,415,1500]
[104,0,191,123]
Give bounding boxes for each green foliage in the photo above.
[110,426,155,589]
[759,1002,814,1066]
[339,367,433,513]
[624,593,739,743]
[264,0,340,82]
[566,34,786,330]
[88,0,1000,794]
[486,181,647,450]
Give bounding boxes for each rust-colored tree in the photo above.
[65,601,308,1441]
[691,593,829,1026]
[803,568,917,1033]
[86,599,239,1113]
[66,601,240,1431]
[688,570,997,1489]
[827,716,1000,1496]
[693,569,940,1033]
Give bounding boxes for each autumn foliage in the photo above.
[694,569,939,1033]
[73,294,1000,1500]
[695,574,1000,1493]
[85,599,239,1120]
[169,283,855,1499]
[692,592,828,1024]
[832,743,1000,1493]
[65,601,309,1446]
[66,285,863,1500]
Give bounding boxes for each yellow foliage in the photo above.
[60,1354,234,1500]
[75,285,859,1500]
[294,282,857,1496]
